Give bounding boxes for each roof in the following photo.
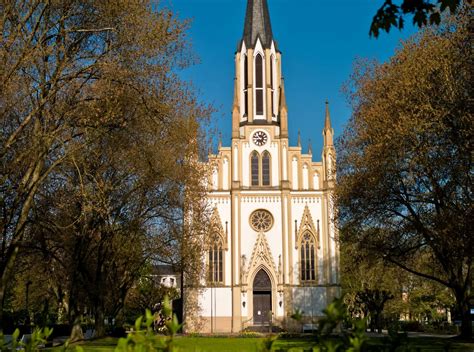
[241,0,275,49]
[153,264,178,276]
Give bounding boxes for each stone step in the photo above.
[244,325,283,333]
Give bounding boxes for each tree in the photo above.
[342,242,455,334]
[337,11,473,338]
[1,0,211,334]
[369,0,466,37]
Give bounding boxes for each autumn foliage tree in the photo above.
[337,11,472,338]
[1,0,211,335]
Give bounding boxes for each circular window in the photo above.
[250,209,273,232]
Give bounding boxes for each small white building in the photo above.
[153,265,180,289]
[186,0,340,333]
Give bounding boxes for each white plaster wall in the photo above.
[313,173,319,190]
[242,142,250,186]
[292,157,298,190]
[291,287,327,317]
[212,166,218,190]
[222,157,229,190]
[276,291,284,317]
[271,142,279,187]
[200,287,233,317]
[302,164,309,190]
[241,292,248,317]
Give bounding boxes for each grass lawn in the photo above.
[57,335,474,352]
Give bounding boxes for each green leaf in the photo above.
[440,0,459,13]
[429,12,441,25]
[135,315,143,332]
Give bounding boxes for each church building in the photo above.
[190,0,340,333]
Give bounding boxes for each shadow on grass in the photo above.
[47,335,474,352]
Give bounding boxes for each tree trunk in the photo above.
[94,304,106,338]
[454,286,472,339]
[0,246,19,333]
[0,295,4,333]
[70,318,84,342]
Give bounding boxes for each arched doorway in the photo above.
[253,269,272,325]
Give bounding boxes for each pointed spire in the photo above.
[308,138,312,154]
[279,78,287,112]
[232,78,240,138]
[242,0,274,49]
[323,100,334,148]
[297,130,301,147]
[324,99,332,130]
[218,132,222,148]
[279,78,288,137]
[232,78,239,110]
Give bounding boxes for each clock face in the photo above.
[253,131,268,146]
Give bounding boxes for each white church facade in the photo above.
[189,0,340,333]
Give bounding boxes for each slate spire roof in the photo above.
[242,0,275,49]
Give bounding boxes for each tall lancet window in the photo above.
[262,151,271,186]
[243,55,248,116]
[251,151,259,186]
[255,54,264,115]
[208,235,224,284]
[300,232,316,281]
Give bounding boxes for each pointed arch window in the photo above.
[208,235,224,284]
[243,54,248,116]
[251,151,260,186]
[300,232,316,282]
[262,151,271,186]
[255,54,264,116]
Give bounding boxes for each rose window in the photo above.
[250,209,273,232]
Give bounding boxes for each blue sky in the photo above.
[166,0,417,156]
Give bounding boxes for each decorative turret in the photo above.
[322,100,336,187]
[279,78,288,137]
[323,100,334,147]
[232,78,240,138]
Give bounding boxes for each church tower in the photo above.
[188,0,341,333]
[232,0,287,139]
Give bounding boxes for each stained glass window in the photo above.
[262,151,270,186]
[251,151,259,186]
[208,238,223,284]
[300,232,316,281]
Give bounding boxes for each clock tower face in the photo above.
[252,131,268,146]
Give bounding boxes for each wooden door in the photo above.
[253,269,272,325]
[253,292,271,324]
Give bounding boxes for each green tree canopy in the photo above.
[337,11,472,338]
[369,0,466,37]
